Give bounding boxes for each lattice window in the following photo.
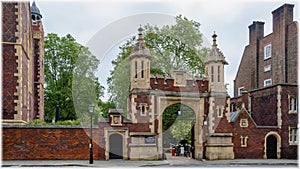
[289,127,298,145]
[289,95,297,113]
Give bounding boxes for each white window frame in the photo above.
[264,64,271,72]
[238,87,245,96]
[264,44,272,60]
[289,95,298,114]
[264,79,272,87]
[240,136,248,147]
[289,127,298,145]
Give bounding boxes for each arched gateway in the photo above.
[100,28,233,160]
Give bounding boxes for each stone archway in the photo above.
[264,131,281,159]
[161,103,196,157]
[104,129,129,160]
[157,96,205,160]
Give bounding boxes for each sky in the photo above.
[35,0,299,100]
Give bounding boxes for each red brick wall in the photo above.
[278,85,298,158]
[2,126,101,160]
[150,78,208,93]
[251,86,278,126]
[234,45,256,96]
[258,34,273,88]
[286,22,298,84]
[2,2,18,119]
[2,2,44,122]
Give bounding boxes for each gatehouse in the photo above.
[98,27,233,160]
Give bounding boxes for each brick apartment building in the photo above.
[223,4,298,159]
[2,1,44,124]
[234,4,298,96]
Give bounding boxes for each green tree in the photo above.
[44,33,103,123]
[107,38,134,116]
[108,15,208,114]
[97,100,116,118]
[162,104,195,145]
[144,15,208,76]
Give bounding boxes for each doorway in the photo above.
[266,135,277,159]
[109,134,123,159]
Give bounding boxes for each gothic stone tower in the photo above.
[127,27,158,159]
[204,33,228,94]
[204,33,234,160]
[130,27,151,90]
[2,1,44,124]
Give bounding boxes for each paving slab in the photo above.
[1,153,298,168]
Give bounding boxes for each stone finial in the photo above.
[212,31,217,47]
[138,25,144,41]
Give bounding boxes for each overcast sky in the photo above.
[35,0,299,100]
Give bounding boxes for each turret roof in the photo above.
[30,1,42,18]
[129,26,151,59]
[204,32,227,65]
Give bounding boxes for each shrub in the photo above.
[55,120,81,125]
[27,119,47,125]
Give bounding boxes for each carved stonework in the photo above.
[110,115,122,126]
[173,71,187,87]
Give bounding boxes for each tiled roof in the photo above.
[230,110,241,122]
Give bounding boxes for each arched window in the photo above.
[141,60,144,78]
[211,66,214,82]
[135,61,137,78]
[217,65,220,82]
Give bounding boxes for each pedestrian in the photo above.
[176,144,180,156]
[180,145,184,156]
[187,145,191,158]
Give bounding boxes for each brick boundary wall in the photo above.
[2,125,101,160]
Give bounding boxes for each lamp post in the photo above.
[88,103,95,164]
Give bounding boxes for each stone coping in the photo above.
[205,143,234,147]
[130,132,156,136]
[129,143,157,147]
[208,133,233,137]
[2,125,99,129]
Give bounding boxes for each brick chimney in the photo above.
[272,4,294,33]
[248,21,265,44]
[241,90,249,110]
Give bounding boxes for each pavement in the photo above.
[1,153,299,168]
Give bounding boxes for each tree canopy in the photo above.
[107,15,208,113]
[44,33,103,123]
